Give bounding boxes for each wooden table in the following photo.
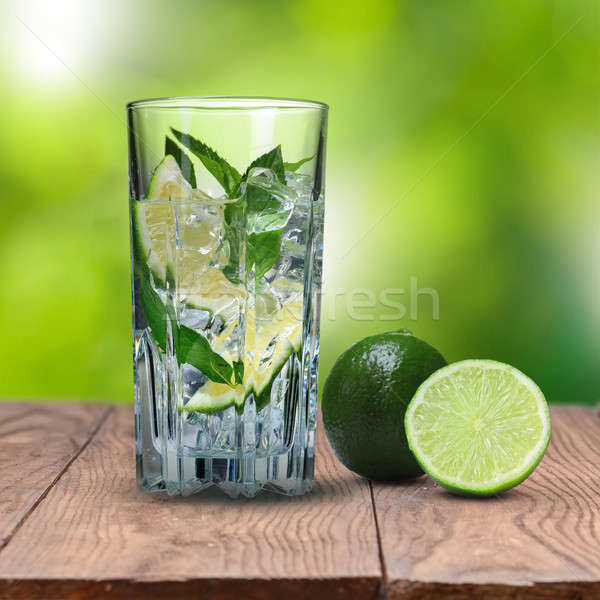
[0,403,599,599]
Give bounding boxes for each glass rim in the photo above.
[127,96,329,111]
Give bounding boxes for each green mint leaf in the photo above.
[177,326,234,386]
[248,229,283,280]
[232,360,245,385]
[222,146,285,282]
[219,145,290,284]
[171,128,241,195]
[165,136,197,187]
[221,199,246,284]
[283,154,315,172]
[223,180,291,283]
[138,273,169,351]
[243,174,293,278]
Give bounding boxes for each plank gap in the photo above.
[0,406,382,599]
[0,404,113,555]
[369,479,390,600]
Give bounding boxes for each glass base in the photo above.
[137,450,315,498]
[134,333,319,498]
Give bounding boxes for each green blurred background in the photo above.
[1,0,598,404]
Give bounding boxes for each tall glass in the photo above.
[127,97,327,497]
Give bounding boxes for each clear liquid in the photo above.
[131,171,324,497]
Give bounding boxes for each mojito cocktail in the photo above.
[128,97,327,497]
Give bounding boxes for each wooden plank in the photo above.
[372,405,600,599]
[0,406,382,600]
[0,402,109,549]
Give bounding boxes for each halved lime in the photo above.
[405,359,550,496]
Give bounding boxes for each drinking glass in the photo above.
[127,97,327,497]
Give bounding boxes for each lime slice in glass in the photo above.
[405,359,550,496]
[185,382,244,414]
[134,155,244,325]
[134,155,192,283]
[186,294,303,414]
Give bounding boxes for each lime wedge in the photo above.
[185,291,303,414]
[243,291,303,411]
[147,154,192,200]
[134,156,244,325]
[134,155,191,282]
[183,267,245,327]
[405,360,550,496]
[185,382,243,414]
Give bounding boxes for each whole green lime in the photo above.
[322,329,447,480]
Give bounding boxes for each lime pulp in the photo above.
[405,359,550,496]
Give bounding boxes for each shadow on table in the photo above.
[370,474,528,505]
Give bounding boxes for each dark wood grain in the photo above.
[0,406,381,600]
[2,403,599,599]
[0,402,109,549]
[372,405,600,599]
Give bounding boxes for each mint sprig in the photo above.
[241,171,293,278]
[248,229,284,280]
[171,128,241,196]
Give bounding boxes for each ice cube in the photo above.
[277,256,292,278]
[285,172,313,197]
[195,422,210,450]
[186,411,202,426]
[255,285,282,320]
[182,365,208,402]
[245,168,296,234]
[179,306,212,331]
[269,405,284,450]
[213,406,236,449]
[175,202,223,254]
[281,228,305,259]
